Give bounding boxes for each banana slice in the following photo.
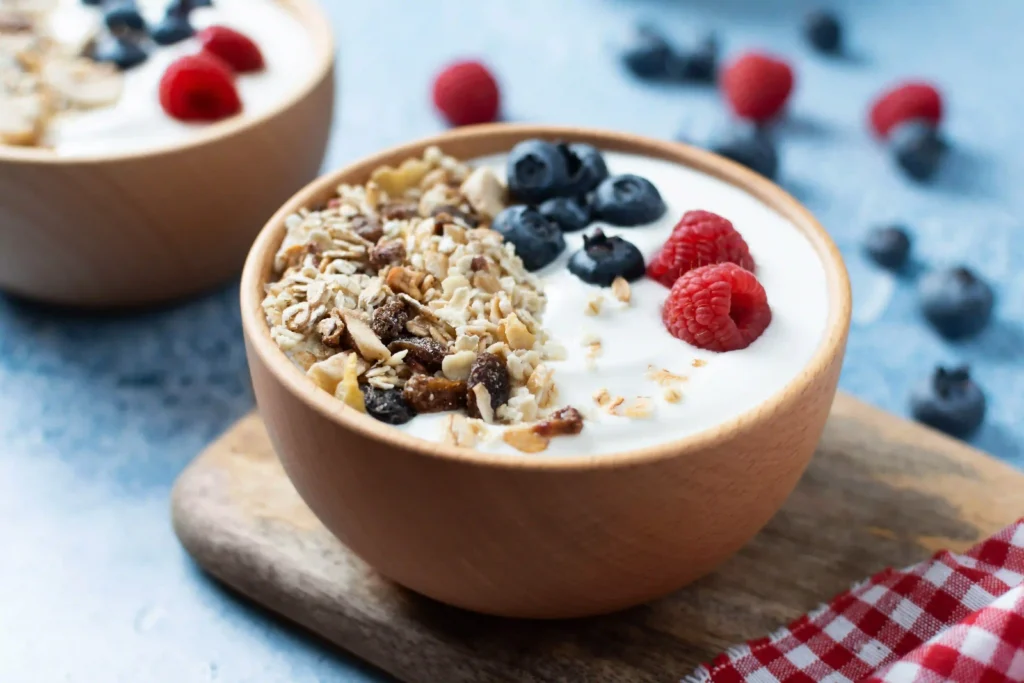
[42,56,121,110]
[0,89,45,145]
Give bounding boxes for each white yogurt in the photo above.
[45,0,315,156]
[397,151,832,456]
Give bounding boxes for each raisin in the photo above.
[371,299,409,344]
[431,205,479,228]
[381,202,420,221]
[465,352,510,419]
[317,312,345,348]
[388,337,447,372]
[351,215,383,243]
[361,385,415,425]
[470,255,490,272]
[369,240,407,270]
[533,406,584,437]
[402,374,467,413]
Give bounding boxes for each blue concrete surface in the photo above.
[2,0,1022,680]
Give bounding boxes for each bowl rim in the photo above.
[0,0,334,165]
[241,124,853,471]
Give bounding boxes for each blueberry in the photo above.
[492,205,566,271]
[709,127,779,180]
[104,3,147,32]
[506,139,571,204]
[864,225,911,270]
[890,119,948,182]
[80,0,104,6]
[804,10,842,54]
[93,36,148,70]
[361,386,415,425]
[166,0,212,16]
[909,366,986,438]
[563,143,608,195]
[621,25,675,80]
[568,229,646,286]
[673,33,718,83]
[150,14,194,45]
[591,174,666,226]
[919,266,994,339]
[539,196,591,232]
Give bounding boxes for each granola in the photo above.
[263,146,571,444]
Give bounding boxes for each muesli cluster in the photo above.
[262,146,581,447]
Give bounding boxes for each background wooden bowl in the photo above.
[0,0,335,307]
[240,125,853,619]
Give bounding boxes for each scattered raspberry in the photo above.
[647,210,755,288]
[159,54,241,122]
[869,81,942,138]
[198,26,265,73]
[662,262,772,352]
[431,60,500,127]
[721,52,794,122]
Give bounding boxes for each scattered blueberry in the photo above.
[80,0,104,6]
[361,386,415,425]
[909,366,986,438]
[621,25,675,80]
[492,205,566,271]
[150,14,194,45]
[864,225,911,270]
[539,196,591,232]
[568,229,646,286]
[93,36,148,70]
[591,174,666,226]
[506,139,571,204]
[104,3,147,32]
[919,266,994,339]
[563,143,609,195]
[890,119,948,182]
[708,127,779,180]
[166,0,212,16]
[804,10,842,54]
[673,33,718,83]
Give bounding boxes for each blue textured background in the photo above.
[2,0,1022,680]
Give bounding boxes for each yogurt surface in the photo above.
[45,0,315,156]
[395,151,832,456]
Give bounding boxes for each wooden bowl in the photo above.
[240,125,853,619]
[0,0,334,307]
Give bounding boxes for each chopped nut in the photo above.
[317,310,345,348]
[441,350,476,381]
[385,266,425,300]
[371,158,431,197]
[368,240,406,270]
[466,352,511,419]
[623,397,654,419]
[504,313,535,351]
[460,166,506,220]
[502,427,549,454]
[440,414,488,448]
[350,215,383,243]
[692,359,708,368]
[611,277,631,303]
[533,406,584,437]
[402,374,467,413]
[663,387,683,403]
[471,384,495,423]
[593,388,611,407]
[584,294,603,316]
[606,396,625,414]
[430,204,479,228]
[341,310,391,362]
[646,366,688,386]
[336,354,366,414]
[526,364,556,409]
[388,337,447,372]
[370,298,409,344]
[380,201,420,221]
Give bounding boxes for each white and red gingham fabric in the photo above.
[686,519,1024,683]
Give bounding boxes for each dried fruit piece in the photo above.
[387,337,447,372]
[317,310,345,347]
[380,201,420,221]
[350,215,383,243]
[460,166,506,220]
[533,406,584,437]
[370,298,408,344]
[340,310,391,362]
[385,266,425,300]
[465,352,510,419]
[402,374,467,413]
[431,204,479,228]
[361,385,415,425]
[368,240,406,270]
[337,354,366,413]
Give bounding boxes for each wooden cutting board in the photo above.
[171,393,1024,683]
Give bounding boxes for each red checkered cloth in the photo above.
[686,520,1024,683]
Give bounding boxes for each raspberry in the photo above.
[721,52,794,123]
[869,81,942,138]
[647,210,755,288]
[431,60,500,127]
[159,54,241,122]
[198,26,265,73]
[662,263,772,352]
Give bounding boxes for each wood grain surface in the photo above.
[171,394,1024,683]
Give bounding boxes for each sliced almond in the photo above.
[611,277,631,303]
[460,166,506,220]
[502,427,549,454]
[340,310,391,363]
[504,313,535,351]
[471,383,495,424]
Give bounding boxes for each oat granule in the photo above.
[262,146,574,441]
